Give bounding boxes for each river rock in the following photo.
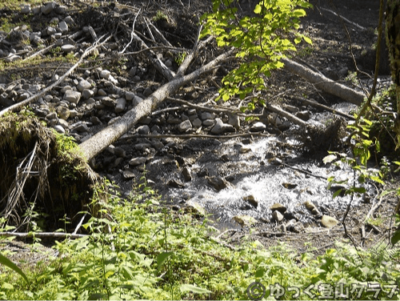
[129,157,147,166]
[113,147,126,158]
[192,118,202,128]
[61,44,75,53]
[282,182,297,189]
[167,115,181,124]
[202,119,215,127]
[129,67,137,77]
[122,170,135,180]
[100,70,111,79]
[101,97,116,107]
[53,125,65,133]
[178,120,192,133]
[82,89,94,99]
[97,89,107,96]
[182,167,192,182]
[321,215,339,228]
[137,125,150,135]
[270,203,287,213]
[207,176,231,191]
[41,2,56,14]
[184,201,205,216]
[58,21,68,33]
[168,179,184,188]
[272,210,284,222]
[243,195,258,207]
[64,90,81,104]
[200,112,214,120]
[77,80,92,92]
[295,110,311,121]
[232,215,257,227]
[304,200,321,215]
[228,113,240,130]
[56,106,70,120]
[47,26,57,35]
[90,116,102,125]
[211,118,235,135]
[115,98,126,113]
[21,5,31,13]
[250,122,266,132]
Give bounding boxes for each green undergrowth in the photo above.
[1,178,400,300]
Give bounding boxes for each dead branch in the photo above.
[289,96,355,120]
[282,58,365,105]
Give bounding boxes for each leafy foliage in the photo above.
[200,0,312,107]
[1,178,400,300]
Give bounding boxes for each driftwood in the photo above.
[282,58,365,105]
[80,49,234,161]
[290,96,355,120]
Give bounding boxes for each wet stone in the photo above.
[243,195,258,207]
[182,167,192,182]
[129,157,147,166]
[232,215,257,227]
[321,215,339,228]
[207,176,232,191]
[272,210,284,222]
[270,203,287,213]
[282,182,297,189]
[184,201,205,216]
[250,122,267,132]
[168,179,185,188]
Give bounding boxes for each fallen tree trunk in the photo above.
[79,49,234,161]
[282,58,365,105]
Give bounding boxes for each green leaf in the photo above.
[0,252,28,283]
[157,252,173,268]
[391,229,400,245]
[333,189,343,198]
[180,284,212,294]
[254,4,262,14]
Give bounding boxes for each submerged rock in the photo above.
[206,176,232,191]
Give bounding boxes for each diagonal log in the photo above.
[79,49,233,161]
[282,58,365,105]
